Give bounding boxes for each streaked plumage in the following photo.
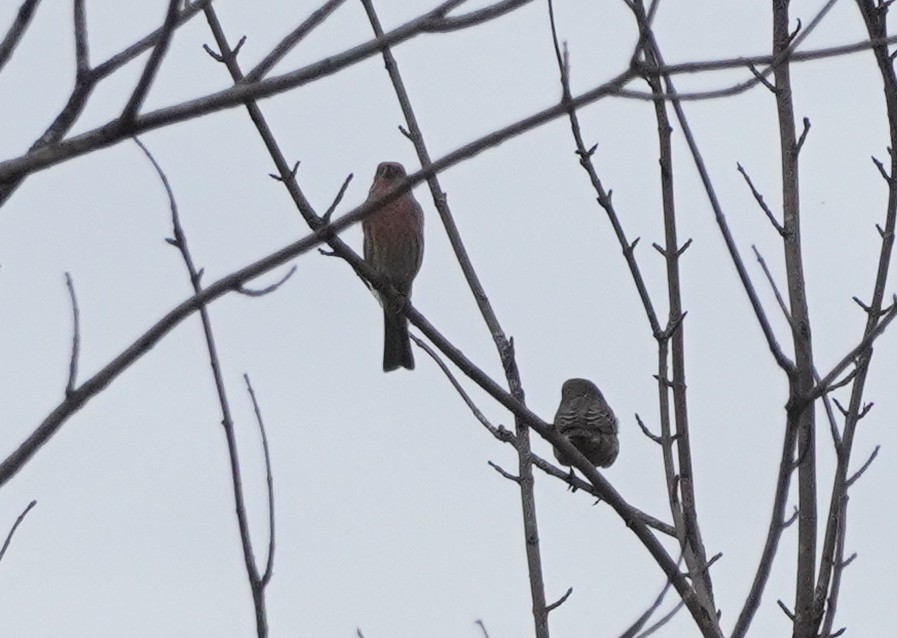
[553,378,619,468]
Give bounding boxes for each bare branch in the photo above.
[846,445,880,487]
[488,460,520,483]
[618,555,681,638]
[73,0,89,75]
[777,599,795,620]
[120,0,180,123]
[808,296,897,405]
[411,335,512,444]
[635,413,663,444]
[796,117,811,155]
[64,272,81,397]
[746,60,776,92]
[635,600,687,637]
[244,0,348,82]
[322,173,354,224]
[545,587,573,613]
[738,165,783,235]
[134,136,270,635]
[0,500,37,565]
[244,374,276,587]
[0,0,40,73]
[236,266,297,297]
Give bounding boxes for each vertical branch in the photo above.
[770,3,817,636]
[624,17,798,638]
[64,272,81,397]
[641,39,716,620]
[811,2,897,633]
[358,2,550,635]
[626,0,717,617]
[134,138,272,638]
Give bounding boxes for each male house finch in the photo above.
[362,161,424,372]
[553,378,619,468]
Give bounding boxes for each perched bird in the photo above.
[553,378,619,468]
[362,161,424,372]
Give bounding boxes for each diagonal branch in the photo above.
[0,500,37,565]
[0,0,40,73]
[244,0,348,82]
[120,0,180,123]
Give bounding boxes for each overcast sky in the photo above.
[0,1,894,636]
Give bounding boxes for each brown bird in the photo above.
[553,378,619,467]
[362,161,424,371]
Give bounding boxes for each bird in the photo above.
[552,378,619,468]
[362,161,424,372]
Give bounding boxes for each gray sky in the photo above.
[1,1,894,636]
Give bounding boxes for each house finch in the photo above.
[553,378,619,468]
[362,161,424,372]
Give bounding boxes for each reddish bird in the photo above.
[553,378,619,468]
[362,161,424,372]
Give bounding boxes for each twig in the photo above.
[120,0,180,122]
[635,414,663,444]
[411,335,512,443]
[752,244,842,447]
[618,553,682,638]
[807,296,897,405]
[846,445,879,487]
[244,0,348,81]
[0,500,37,565]
[322,173,353,224]
[64,272,80,397]
[635,599,686,637]
[488,460,520,483]
[738,164,783,234]
[134,136,271,637]
[237,266,297,297]
[474,619,491,638]
[244,374,276,586]
[545,587,573,613]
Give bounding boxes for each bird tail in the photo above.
[383,307,414,371]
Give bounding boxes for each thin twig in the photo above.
[635,599,687,637]
[411,335,511,443]
[738,164,783,234]
[244,0,348,81]
[322,173,353,224]
[0,500,37,565]
[618,553,683,638]
[846,445,879,487]
[237,266,297,297]
[121,0,180,122]
[133,136,270,637]
[64,272,80,397]
[545,587,573,613]
[807,296,897,405]
[244,374,276,586]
